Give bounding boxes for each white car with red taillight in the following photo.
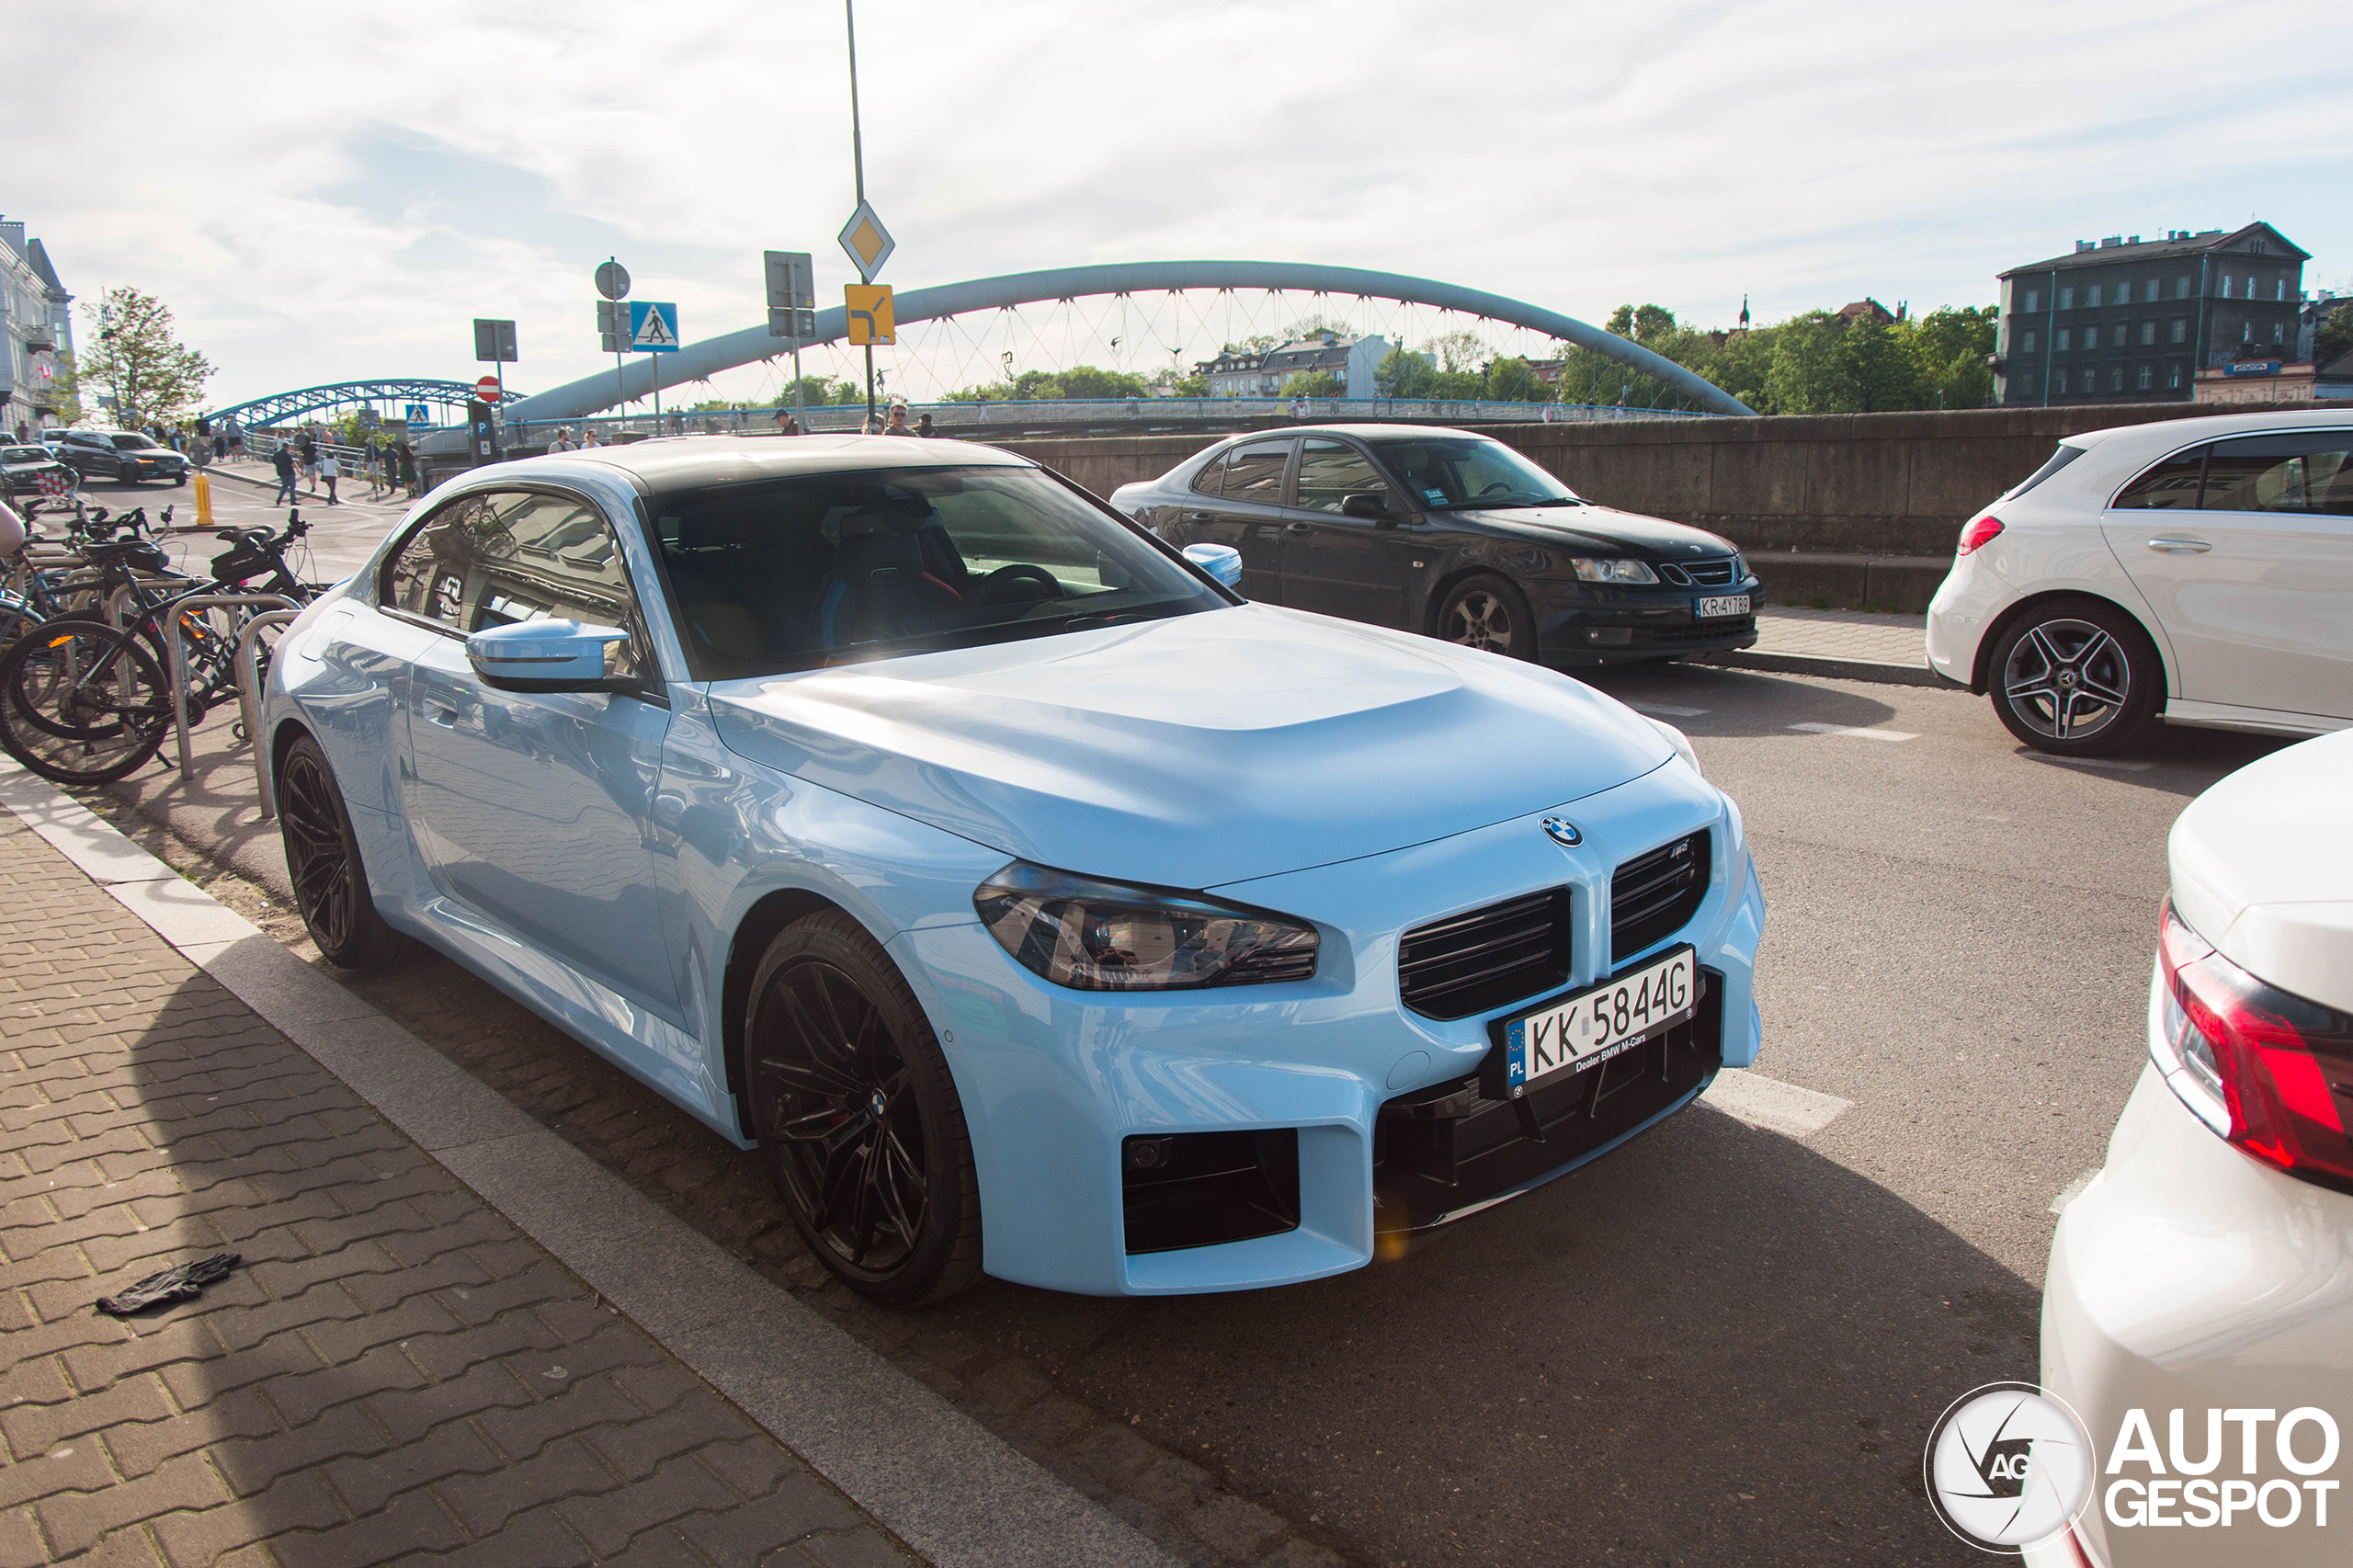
[1924,409,2353,757]
[2030,728,2353,1568]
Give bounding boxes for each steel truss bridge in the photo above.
[505,261,1756,423]
[204,379,533,430]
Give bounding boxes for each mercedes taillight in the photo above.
[2153,900,2353,1192]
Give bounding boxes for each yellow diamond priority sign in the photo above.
[837,200,895,283]
[846,285,895,346]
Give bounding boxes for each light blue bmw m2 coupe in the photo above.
[264,435,1766,1302]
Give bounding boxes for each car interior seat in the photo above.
[815,497,967,649]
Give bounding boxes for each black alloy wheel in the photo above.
[745,911,982,1305]
[1988,597,2162,756]
[275,733,415,968]
[1436,573,1536,660]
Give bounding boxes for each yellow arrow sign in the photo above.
[846,284,895,346]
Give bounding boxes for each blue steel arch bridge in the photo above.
[506,260,1756,424]
[204,378,532,431]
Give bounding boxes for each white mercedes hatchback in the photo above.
[2033,728,2353,1566]
[1926,410,2352,756]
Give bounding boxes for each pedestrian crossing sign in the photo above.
[629,301,681,353]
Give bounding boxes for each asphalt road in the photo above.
[71,465,2294,1562]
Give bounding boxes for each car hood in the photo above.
[2170,727,2353,1014]
[1458,502,1739,559]
[704,603,1674,890]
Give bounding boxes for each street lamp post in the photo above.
[846,0,876,427]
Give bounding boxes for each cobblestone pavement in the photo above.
[0,808,921,1567]
[77,790,1345,1568]
[1750,606,1927,667]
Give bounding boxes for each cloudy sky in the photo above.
[7,0,2347,411]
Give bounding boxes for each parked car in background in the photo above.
[53,427,187,485]
[0,443,73,503]
[1927,409,2352,756]
[263,435,1766,1304]
[1110,425,1762,667]
[2031,727,2353,1568]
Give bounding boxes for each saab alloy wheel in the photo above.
[1436,573,1535,660]
[745,911,982,1305]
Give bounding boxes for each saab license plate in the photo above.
[1696,594,1750,618]
[1496,946,1697,1097]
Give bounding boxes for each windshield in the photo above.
[111,435,157,450]
[648,464,1231,678]
[1367,436,1577,508]
[0,447,48,463]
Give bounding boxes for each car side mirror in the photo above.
[1340,492,1394,520]
[1181,542,1244,589]
[465,619,637,693]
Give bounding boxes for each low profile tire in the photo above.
[1435,572,1536,660]
[1987,597,2162,756]
[745,911,983,1306]
[275,733,415,968]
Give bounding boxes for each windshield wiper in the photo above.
[1477,496,1583,508]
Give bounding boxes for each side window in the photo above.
[1295,439,1391,514]
[383,490,652,677]
[1188,450,1228,496]
[2113,447,2207,510]
[2200,432,2353,517]
[1222,441,1292,505]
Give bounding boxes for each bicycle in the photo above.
[0,511,316,786]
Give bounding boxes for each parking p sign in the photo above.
[629,301,681,353]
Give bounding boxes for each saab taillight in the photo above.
[2153,900,2353,1193]
[1957,516,2005,556]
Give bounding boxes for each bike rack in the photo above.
[237,611,301,820]
[159,593,301,781]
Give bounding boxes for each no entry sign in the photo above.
[474,376,502,403]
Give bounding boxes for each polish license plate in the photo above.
[1495,946,1698,1098]
[1696,594,1750,618]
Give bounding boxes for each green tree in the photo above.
[80,288,213,426]
[1903,305,1998,409]
[1837,315,1930,412]
[1280,370,1342,397]
[1279,314,1355,343]
[1056,365,1151,400]
[2320,306,2353,367]
[1484,357,1542,403]
[1374,347,1435,397]
[42,348,85,426]
[1765,312,1852,414]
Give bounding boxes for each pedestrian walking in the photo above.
[271,442,298,506]
[295,431,319,494]
[395,440,418,498]
[882,403,912,437]
[318,449,341,506]
[916,413,936,437]
[548,426,576,453]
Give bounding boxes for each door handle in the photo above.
[426,703,459,728]
[1184,511,1213,523]
[2146,538,2212,553]
[1283,521,1315,534]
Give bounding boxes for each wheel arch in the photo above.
[1419,560,1532,638]
[264,714,313,812]
[1971,587,2175,699]
[718,886,851,1138]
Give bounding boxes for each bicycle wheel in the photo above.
[0,617,176,786]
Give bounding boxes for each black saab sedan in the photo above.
[1108,425,1760,667]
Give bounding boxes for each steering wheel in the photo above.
[972,563,1064,607]
[1472,481,1515,499]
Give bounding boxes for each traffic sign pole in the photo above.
[845,0,875,425]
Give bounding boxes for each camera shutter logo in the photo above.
[1924,1382,2095,1552]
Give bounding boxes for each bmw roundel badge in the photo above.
[1540,817,1582,847]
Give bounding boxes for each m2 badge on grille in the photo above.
[1494,945,1698,1098]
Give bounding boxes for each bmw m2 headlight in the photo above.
[1569,557,1659,584]
[974,862,1319,991]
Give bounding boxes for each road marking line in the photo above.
[1787,722,1918,742]
[2029,755,2156,773]
[2050,1168,2102,1213]
[1627,701,1709,717]
[1702,1069,1853,1137]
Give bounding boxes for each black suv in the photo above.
[56,429,188,485]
